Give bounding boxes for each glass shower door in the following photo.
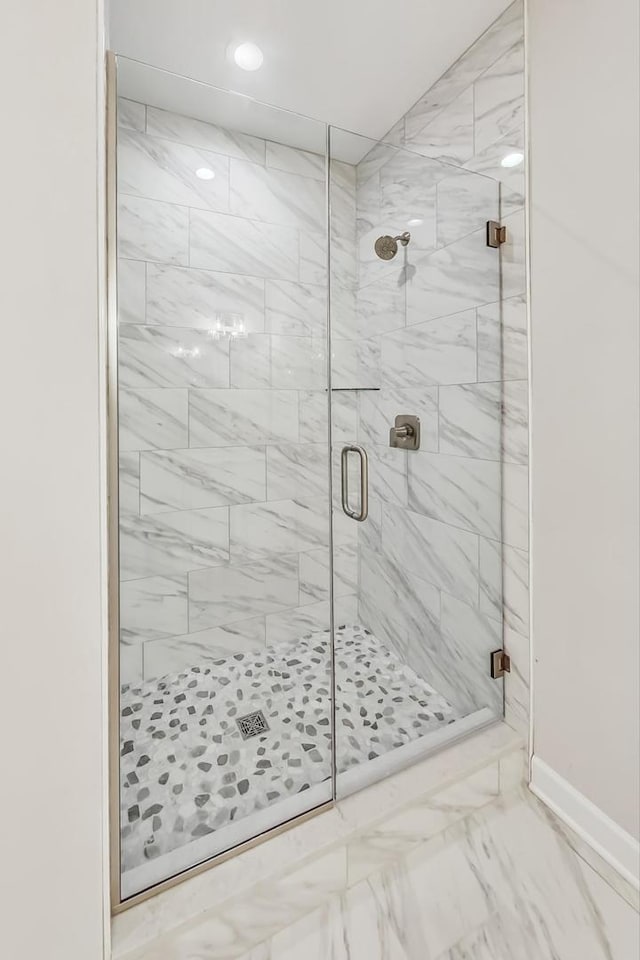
[328,129,504,796]
[112,58,335,901]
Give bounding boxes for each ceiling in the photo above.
[108,0,511,143]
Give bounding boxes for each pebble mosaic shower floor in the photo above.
[120,624,457,873]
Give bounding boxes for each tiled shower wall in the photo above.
[116,101,359,683]
[353,0,528,729]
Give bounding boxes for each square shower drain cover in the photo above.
[236,710,270,740]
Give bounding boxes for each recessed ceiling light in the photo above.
[196,167,216,180]
[501,152,524,168]
[407,218,424,227]
[233,42,264,71]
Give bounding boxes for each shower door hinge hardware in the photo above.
[490,649,511,679]
[486,220,507,248]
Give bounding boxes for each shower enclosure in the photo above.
[108,55,505,905]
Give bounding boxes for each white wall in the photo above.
[528,0,640,842]
[0,2,108,959]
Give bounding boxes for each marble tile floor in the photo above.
[121,624,458,875]
[122,783,640,960]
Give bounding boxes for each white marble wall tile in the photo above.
[146,264,265,332]
[358,387,439,452]
[408,452,501,539]
[146,106,266,164]
[368,446,408,508]
[229,500,328,561]
[120,574,188,645]
[267,444,328,501]
[119,451,140,516]
[190,209,299,280]
[118,195,189,265]
[266,280,326,337]
[478,536,502,621]
[189,555,299,632]
[474,40,525,154]
[119,324,230,389]
[118,97,146,132]
[143,617,266,680]
[441,593,503,714]
[266,141,325,180]
[356,273,405,338]
[502,461,529,551]
[139,446,265,514]
[500,208,526,299]
[463,131,525,215]
[265,601,331,644]
[190,389,299,447]
[405,229,499,325]
[330,282,358,341]
[118,258,146,325]
[330,391,358,442]
[230,159,325,233]
[477,294,527,381]
[271,335,326,389]
[299,543,358,604]
[119,507,229,581]
[503,624,529,737]
[406,87,475,165]
[332,338,380,390]
[502,379,528,464]
[382,504,479,606]
[403,0,524,142]
[229,334,271,388]
[381,309,477,385]
[439,382,501,459]
[503,545,529,635]
[120,643,143,685]
[299,232,326,285]
[118,129,230,212]
[298,391,329,444]
[436,171,498,247]
[119,388,188,452]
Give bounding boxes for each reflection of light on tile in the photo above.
[174,345,201,358]
[209,312,248,341]
[407,217,424,226]
[195,167,216,180]
[501,152,524,168]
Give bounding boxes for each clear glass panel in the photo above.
[114,59,333,899]
[328,128,503,797]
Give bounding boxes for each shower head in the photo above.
[374,231,411,260]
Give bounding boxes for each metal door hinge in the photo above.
[490,649,511,679]
[486,220,507,248]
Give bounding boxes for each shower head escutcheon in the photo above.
[374,231,411,260]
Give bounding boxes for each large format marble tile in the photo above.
[230,159,325,233]
[190,209,299,280]
[439,382,501,460]
[502,378,529,464]
[440,592,503,713]
[146,106,266,164]
[143,616,267,680]
[118,129,230,212]
[356,273,405,338]
[117,97,145,132]
[407,87,475,165]
[188,555,299,632]
[119,451,140,516]
[474,39,525,154]
[118,195,189,265]
[503,545,529,635]
[119,324,230,389]
[436,170,498,247]
[139,446,266,513]
[146,264,265,332]
[120,574,188,646]
[299,542,358,604]
[265,279,326,337]
[271,335,327,389]
[381,309,477,386]
[463,129,525,215]
[299,232,326,285]
[382,504,479,606]
[119,507,229,581]
[332,338,380,390]
[229,500,328,561]
[266,444,328,501]
[266,141,325,180]
[408,451,501,540]
[405,229,499,325]
[477,295,528,382]
[190,389,299,448]
[118,258,146,325]
[118,388,188,452]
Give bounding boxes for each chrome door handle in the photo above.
[341,444,368,522]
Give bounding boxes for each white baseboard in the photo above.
[530,755,639,890]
